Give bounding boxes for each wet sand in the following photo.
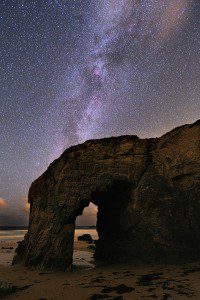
[1,233,200,299]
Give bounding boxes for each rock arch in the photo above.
[13,120,200,270]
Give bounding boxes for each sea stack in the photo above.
[13,120,200,271]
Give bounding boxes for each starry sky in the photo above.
[0,0,200,226]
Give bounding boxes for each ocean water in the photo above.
[0,228,98,268]
[0,229,28,241]
[0,228,98,241]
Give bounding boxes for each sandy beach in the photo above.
[1,230,200,299]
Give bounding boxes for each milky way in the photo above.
[0,0,200,225]
[75,0,191,141]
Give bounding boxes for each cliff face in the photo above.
[13,120,200,270]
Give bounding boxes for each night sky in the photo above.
[0,0,200,226]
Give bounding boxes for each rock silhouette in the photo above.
[13,120,200,270]
[78,234,93,243]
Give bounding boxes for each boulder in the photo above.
[78,234,93,243]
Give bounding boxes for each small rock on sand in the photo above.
[78,234,93,244]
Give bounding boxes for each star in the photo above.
[0,0,199,225]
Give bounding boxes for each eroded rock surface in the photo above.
[13,120,200,270]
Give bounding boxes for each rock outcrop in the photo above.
[78,234,93,243]
[13,120,200,270]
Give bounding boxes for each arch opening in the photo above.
[73,203,98,268]
[73,179,133,266]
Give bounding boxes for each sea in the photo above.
[0,227,98,241]
[0,227,98,269]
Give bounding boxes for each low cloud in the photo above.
[76,203,98,226]
[0,195,30,226]
[0,197,8,207]
[19,195,30,213]
[23,203,30,213]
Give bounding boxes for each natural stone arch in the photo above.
[13,120,200,270]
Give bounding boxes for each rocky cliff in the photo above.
[13,120,200,270]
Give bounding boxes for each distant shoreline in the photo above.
[0,225,96,231]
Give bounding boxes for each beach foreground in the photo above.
[1,259,200,299]
[1,235,200,299]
